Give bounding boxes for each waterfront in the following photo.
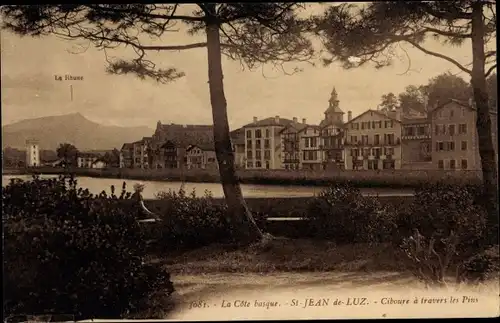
[2,175,414,199]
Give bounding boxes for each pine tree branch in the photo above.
[398,37,472,74]
[485,64,497,78]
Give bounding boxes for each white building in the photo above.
[25,139,40,167]
[244,116,293,169]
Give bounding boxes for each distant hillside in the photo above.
[2,113,154,151]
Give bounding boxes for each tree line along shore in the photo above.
[3,166,483,188]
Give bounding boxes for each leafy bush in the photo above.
[3,175,174,320]
[154,187,233,250]
[153,187,268,251]
[305,182,395,244]
[396,182,491,286]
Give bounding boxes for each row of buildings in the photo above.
[120,88,498,171]
[23,139,109,169]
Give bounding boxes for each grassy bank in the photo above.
[17,166,483,188]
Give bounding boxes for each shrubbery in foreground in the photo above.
[304,181,497,286]
[3,175,174,320]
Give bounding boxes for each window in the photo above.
[441,124,446,135]
[264,139,270,149]
[458,124,467,134]
[450,109,454,118]
[310,137,317,148]
[255,129,262,138]
[383,160,395,169]
[255,139,261,147]
[385,134,395,145]
[374,134,380,145]
[372,148,382,157]
[351,135,358,143]
[361,122,365,130]
[367,122,371,129]
[449,124,455,136]
[264,150,271,160]
[436,141,444,151]
[246,130,252,138]
[351,149,359,157]
[305,138,310,148]
[246,150,252,159]
[449,159,456,169]
[435,124,439,135]
[461,108,466,117]
[255,150,261,159]
[256,161,262,168]
[417,126,426,136]
[447,141,455,151]
[363,148,370,157]
[265,129,270,138]
[372,121,376,129]
[246,161,253,168]
[385,147,394,155]
[438,160,444,169]
[377,121,382,128]
[461,159,468,169]
[368,160,378,170]
[361,135,369,145]
[355,123,359,130]
[384,120,388,128]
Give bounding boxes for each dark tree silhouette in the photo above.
[422,72,472,107]
[313,1,498,239]
[56,142,79,166]
[2,4,314,245]
[379,92,398,111]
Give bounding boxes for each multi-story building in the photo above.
[430,99,498,171]
[319,89,346,170]
[344,109,402,170]
[244,116,293,169]
[151,121,214,169]
[280,118,306,170]
[25,139,40,167]
[77,152,100,168]
[186,144,218,170]
[400,103,433,170]
[120,143,134,168]
[300,123,323,171]
[230,128,246,169]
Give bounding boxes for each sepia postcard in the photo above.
[1,2,499,322]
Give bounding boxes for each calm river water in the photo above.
[2,175,413,199]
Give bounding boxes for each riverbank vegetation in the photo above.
[3,175,498,320]
[13,165,484,189]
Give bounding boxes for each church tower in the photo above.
[321,87,344,126]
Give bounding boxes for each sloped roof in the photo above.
[187,143,215,151]
[230,128,245,145]
[244,117,294,128]
[345,109,402,125]
[155,123,214,148]
[279,122,308,134]
[121,143,134,150]
[325,105,344,115]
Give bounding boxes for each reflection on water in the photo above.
[1,175,413,199]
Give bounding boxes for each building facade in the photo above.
[401,117,433,170]
[299,124,323,171]
[244,116,292,169]
[25,139,40,167]
[186,144,217,170]
[77,152,100,168]
[344,109,402,170]
[319,88,346,170]
[430,99,498,171]
[280,118,306,170]
[230,128,246,169]
[150,122,214,169]
[120,143,134,168]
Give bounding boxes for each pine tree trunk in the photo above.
[205,19,263,245]
[470,2,498,242]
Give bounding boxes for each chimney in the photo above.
[293,117,298,123]
[348,111,352,122]
[253,116,258,123]
[275,115,280,123]
[302,118,307,124]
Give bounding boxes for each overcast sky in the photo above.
[0,4,486,130]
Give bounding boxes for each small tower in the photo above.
[25,139,40,167]
[322,87,345,126]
